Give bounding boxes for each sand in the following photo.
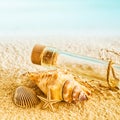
[0,36,120,120]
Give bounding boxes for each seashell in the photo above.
[28,69,91,103]
[13,86,40,108]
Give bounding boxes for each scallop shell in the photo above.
[13,86,40,108]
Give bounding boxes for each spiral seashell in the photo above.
[13,86,40,108]
[28,69,91,103]
[62,79,88,103]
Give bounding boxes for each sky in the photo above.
[0,0,120,36]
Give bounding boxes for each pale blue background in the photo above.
[0,0,120,36]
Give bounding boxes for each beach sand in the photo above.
[0,36,120,120]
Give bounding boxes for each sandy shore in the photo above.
[0,36,120,120]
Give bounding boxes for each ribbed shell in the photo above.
[13,86,40,108]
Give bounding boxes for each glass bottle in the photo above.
[31,44,120,89]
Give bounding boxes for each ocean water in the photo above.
[0,0,120,37]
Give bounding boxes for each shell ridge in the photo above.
[13,86,40,108]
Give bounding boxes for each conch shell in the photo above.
[28,69,91,103]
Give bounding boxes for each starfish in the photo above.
[37,87,61,112]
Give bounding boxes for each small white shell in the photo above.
[13,86,40,108]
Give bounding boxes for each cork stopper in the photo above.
[31,44,45,65]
